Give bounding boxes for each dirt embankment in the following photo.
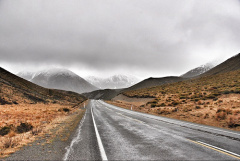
[0,101,88,159]
[112,94,154,106]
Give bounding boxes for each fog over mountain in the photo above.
[17,71,35,81]
[86,75,141,89]
[0,0,240,79]
[181,63,215,78]
[18,68,98,94]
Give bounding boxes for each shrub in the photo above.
[226,108,233,115]
[216,111,227,120]
[234,90,240,94]
[159,103,166,107]
[59,108,70,112]
[159,109,171,115]
[63,108,70,112]
[204,113,209,119]
[213,93,221,96]
[3,137,18,149]
[196,113,203,117]
[0,98,11,105]
[172,101,179,106]
[16,123,33,133]
[172,108,178,112]
[206,95,215,99]
[227,116,240,128]
[151,104,156,108]
[151,100,157,104]
[194,98,200,102]
[222,90,230,94]
[31,128,42,136]
[183,107,192,112]
[195,106,201,109]
[216,108,226,113]
[0,126,11,136]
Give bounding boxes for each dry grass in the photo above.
[0,101,87,158]
[112,70,240,131]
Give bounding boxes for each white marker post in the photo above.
[84,103,85,109]
[131,105,132,111]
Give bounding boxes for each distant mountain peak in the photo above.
[86,74,141,89]
[181,62,215,78]
[18,68,98,93]
[33,68,76,78]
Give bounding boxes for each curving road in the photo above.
[65,99,240,160]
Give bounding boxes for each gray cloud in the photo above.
[0,0,239,78]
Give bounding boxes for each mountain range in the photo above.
[86,75,140,89]
[18,68,98,94]
[83,53,240,100]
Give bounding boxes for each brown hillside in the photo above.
[0,67,87,158]
[0,67,86,105]
[118,69,240,131]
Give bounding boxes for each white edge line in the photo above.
[99,101,240,136]
[197,141,240,157]
[91,103,108,161]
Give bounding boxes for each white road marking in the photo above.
[99,100,240,137]
[91,103,108,161]
[63,110,87,161]
[197,141,240,158]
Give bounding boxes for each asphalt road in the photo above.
[64,99,240,160]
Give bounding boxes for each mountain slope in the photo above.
[83,89,122,100]
[124,76,185,92]
[86,75,140,89]
[200,53,240,77]
[28,68,98,94]
[181,63,214,78]
[83,53,240,100]
[0,67,87,105]
[83,76,185,100]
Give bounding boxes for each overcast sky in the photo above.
[0,0,240,79]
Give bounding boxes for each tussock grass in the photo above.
[0,101,87,158]
[116,70,240,131]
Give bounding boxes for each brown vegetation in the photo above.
[112,70,240,131]
[0,102,87,158]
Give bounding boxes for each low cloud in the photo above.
[0,0,239,78]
